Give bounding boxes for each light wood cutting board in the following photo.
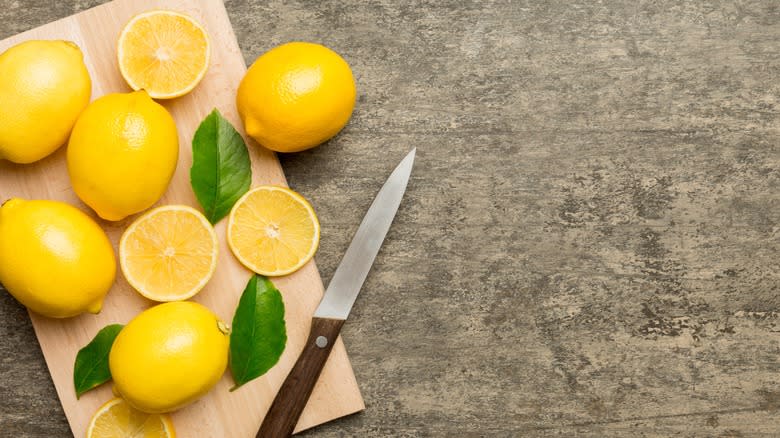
[0,0,364,436]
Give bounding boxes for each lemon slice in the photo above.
[228,186,320,276]
[117,10,210,99]
[120,205,218,301]
[87,398,176,438]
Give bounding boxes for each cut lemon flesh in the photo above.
[120,205,218,301]
[117,10,210,99]
[87,398,176,438]
[228,186,320,276]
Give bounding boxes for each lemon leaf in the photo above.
[74,324,123,399]
[190,109,252,224]
[229,275,287,391]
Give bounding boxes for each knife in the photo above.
[257,149,416,438]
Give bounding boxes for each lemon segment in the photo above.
[118,10,210,99]
[228,186,320,276]
[120,205,218,302]
[86,398,176,438]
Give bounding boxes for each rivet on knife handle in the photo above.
[257,317,345,438]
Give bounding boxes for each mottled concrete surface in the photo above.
[1,0,779,437]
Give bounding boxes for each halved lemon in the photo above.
[120,205,218,302]
[117,10,210,99]
[86,398,176,438]
[228,186,320,276]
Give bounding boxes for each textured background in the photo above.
[1,1,779,437]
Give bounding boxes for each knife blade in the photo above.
[257,149,416,438]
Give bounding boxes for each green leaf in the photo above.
[190,109,252,224]
[73,324,123,399]
[230,275,287,391]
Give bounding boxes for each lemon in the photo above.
[67,91,179,221]
[0,40,91,164]
[118,10,210,99]
[120,205,218,302]
[0,199,115,318]
[237,42,356,153]
[87,398,176,438]
[109,301,229,413]
[228,186,320,276]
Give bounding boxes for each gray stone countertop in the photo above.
[1,1,779,437]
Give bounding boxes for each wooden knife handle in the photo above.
[257,316,345,438]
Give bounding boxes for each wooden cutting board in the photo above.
[0,0,364,436]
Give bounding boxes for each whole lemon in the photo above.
[237,42,356,153]
[0,40,91,164]
[67,91,179,221]
[0,198,116,318]
[109,301,230,413]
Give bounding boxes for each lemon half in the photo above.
[228,186,320,276]
[118,10,210,99]
[87,398,176,438]
[120,205,218,302]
